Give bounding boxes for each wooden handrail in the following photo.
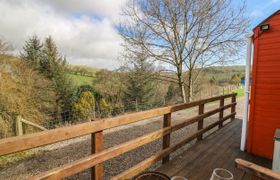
[0,93,236,156]
[235,158,280,180]
[32,111,236,180]
[112,113,236,180]
[32,97,236,179]
[0,93,237,180]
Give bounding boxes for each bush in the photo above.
[72,91,95,122]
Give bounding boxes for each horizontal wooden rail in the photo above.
[32,106,236,179]
[235,158,280,180]
[112,113,235,180]
[21,118,47,131]
[0,93,237,180]
[0,93,237,156]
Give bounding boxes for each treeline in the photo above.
[0,35,244,138]
[0,36,171,137]
[67,65,98,77]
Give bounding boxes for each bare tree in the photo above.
[0,39,11,55]
[119,0,248,102]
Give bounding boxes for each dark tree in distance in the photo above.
[21,35,43,68]
[124,54,156,111]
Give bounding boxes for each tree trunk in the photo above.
[180,82,187,103]
[186,71,193,102]
[178,75,187,103]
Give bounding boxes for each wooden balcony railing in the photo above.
[0,93,237,180]
[235,159,280,180]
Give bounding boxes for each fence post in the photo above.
[162,113,171,164]
[15,116,23,136]
[219,98,225,129]
[231,94,237,121]
[135,99,138,112]
[197,104,204,140]
[91,131,104,180]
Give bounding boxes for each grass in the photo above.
[232,87,245,97]
[67,73,95,87]
[0,151,34,167]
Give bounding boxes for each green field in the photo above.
[232,87,245,97]
[67,73,95,87]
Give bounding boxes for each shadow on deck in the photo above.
[156,119,272,180]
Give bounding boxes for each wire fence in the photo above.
[43,84,239,129]
[0,84,241,138]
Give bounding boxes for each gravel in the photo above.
[0,97,244,180]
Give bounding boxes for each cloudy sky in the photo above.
[0,0,280,69]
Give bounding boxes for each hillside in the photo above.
[0,55,57,138]
[202,65,245,84]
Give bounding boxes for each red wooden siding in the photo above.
[247,11,280,159]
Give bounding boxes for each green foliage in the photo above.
[165,84,179,103]
[93,69,125,103]
[202,66,245,85]
[67,73,95,87]
[124,59,156,111]
[40,36,67,79]
[230,74,241,85]
[75,85,102,102]
[232,87,244,97]
[0,151,34,167]
[21,35,43,68]
[72,91,95,121]
[99,98,112,117]
[67,64,99,76]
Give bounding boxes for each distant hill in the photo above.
[202,65,245,84]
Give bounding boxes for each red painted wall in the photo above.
[247,11,280,159]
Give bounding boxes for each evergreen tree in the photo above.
[41,36,66,79]
[21,35,43,68]
[165,84,177,103]
[41,36,74,111]
[124,56,156,111]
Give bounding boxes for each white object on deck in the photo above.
[241,33,253,151]
[273,129,280,172]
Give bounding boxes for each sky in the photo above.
[0,0,280,69]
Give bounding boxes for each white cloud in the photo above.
[0,0,127,69]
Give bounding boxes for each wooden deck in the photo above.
[156,119,272,180]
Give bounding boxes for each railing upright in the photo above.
[91,131,104,180]
[162,113,171,164]
[197,104,204,141]
[219,98,225,129]
[231,95,237,121]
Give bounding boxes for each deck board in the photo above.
[156,119,272,180]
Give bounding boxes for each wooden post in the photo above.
[16,116,23,136]
[197,104,204,140]
[231,95,236,121]
[219,98,224,129]
[135,99,138,112]
[162,113,171,164]
[91,131,103,180]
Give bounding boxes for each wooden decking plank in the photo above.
[157,120,238,176]
[156,120,272,179]
[181,121,240,179]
